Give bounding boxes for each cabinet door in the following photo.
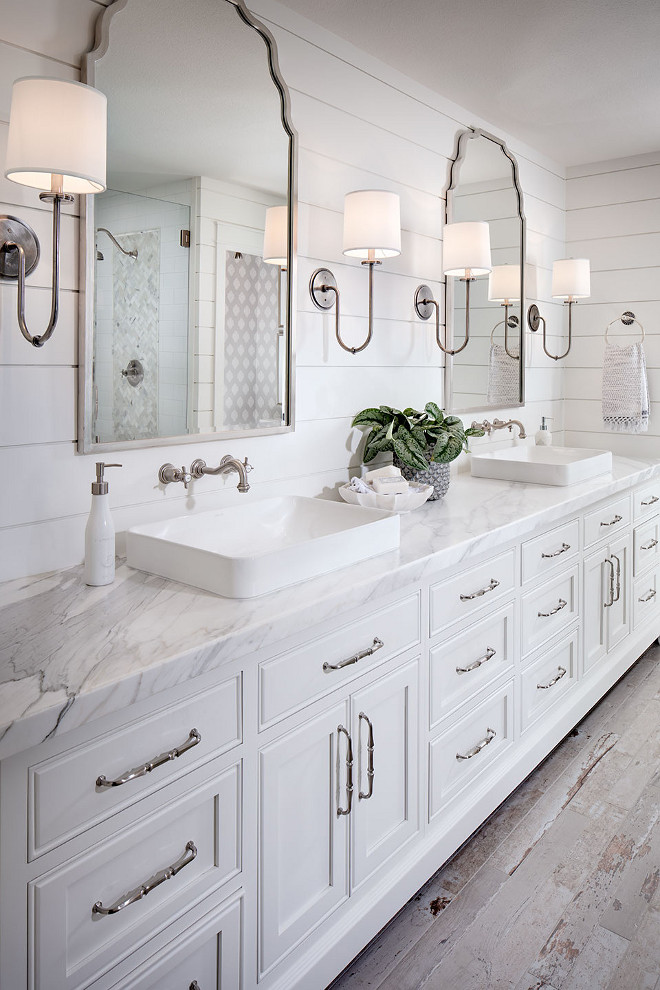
[259,702,349,976]
[350,659,419,890]
[583,546,607,674]
[608,533,631,651]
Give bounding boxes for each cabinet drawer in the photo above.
[633,517,660,576]
[429,549,516,638]
[29,760,241,990]
[634,482,660,522]
[633,569,660,631]
[259,593,420,728]
[521,519,579,586]
[429,681,514,819]
[584,495,631,548]
[521,565,579,658]
[102,894,241,990]
[430,603,515,727]
[521,631,578,732]
[28,673,241,860]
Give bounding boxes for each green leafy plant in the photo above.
[351,402,485,470]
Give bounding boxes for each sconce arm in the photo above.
[309,267,372,355]
[414,284,469,356]
[527,301,573,361]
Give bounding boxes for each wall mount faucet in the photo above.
[159,464,193,490]
[471,418,527,440]
[159,455,252,493]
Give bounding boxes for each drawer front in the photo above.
[633,569,660,631]
[429,603,515,727]
[429,681,514,819]
[584,495,631,548]
[634,482,660,522]
[521,631,578,732]
[29,674,242,860]
[259,593,420,728]
[522,519,580,586]
[30,760,241,990]
[633,517,660,576]
[521,565,579,657]
[429,549,516,638]
[107,895,241,990]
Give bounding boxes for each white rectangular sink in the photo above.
[470,446,613,487]
[126,495,400,599]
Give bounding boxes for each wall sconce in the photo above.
[309,189,401,354]
[263,204,288,330]
[527,258,590,361]
[0,77,107,347]
[414,220,491,355]
[488,264,520,358]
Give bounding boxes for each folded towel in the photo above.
[602,341,649,433]
[486,343,520,405]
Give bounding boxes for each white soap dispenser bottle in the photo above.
[535,416,553,446]
[84,462,122,586]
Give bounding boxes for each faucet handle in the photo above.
[243,457,253,474]
[180,466,192,490]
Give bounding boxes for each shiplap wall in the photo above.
[0,0,566,582]
[564,153,660,456]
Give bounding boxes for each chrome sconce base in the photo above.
[414,282,472,356]
[527,300,575,361]
[310,264,378,354]
[0,215,40,279]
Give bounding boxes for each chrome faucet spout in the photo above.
[471,418,527,440]
[190,455,252,493]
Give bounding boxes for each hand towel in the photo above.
[486,343,520,405]
[602,341,649,433]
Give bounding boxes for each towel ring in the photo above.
[490,314,519,357]
[605,311,645,344]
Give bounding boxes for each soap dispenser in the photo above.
[535,416,553,446]
[84,462,122,587]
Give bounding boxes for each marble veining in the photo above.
[1,455,659,760]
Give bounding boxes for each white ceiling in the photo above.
[275,0,660,167]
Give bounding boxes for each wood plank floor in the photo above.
[328,645,660,990]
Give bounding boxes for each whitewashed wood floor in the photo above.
[328,645,660,990]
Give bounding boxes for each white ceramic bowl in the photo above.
[339,482,434,513]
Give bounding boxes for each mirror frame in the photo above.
[443,127,526,414]
[78,0,297,453]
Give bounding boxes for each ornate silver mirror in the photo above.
[444,128,525,413]
[79,0,296,452]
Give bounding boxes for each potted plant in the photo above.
[351,402,485,500]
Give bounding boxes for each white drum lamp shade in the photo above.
[443,221,491,277]
[263,205,288,266]
[552,258,590,299]
[488,264,520,302]
[342,190,401,260]
[5,77,107,194]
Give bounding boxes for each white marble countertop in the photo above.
[2,454,659,760]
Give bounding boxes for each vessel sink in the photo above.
[126,495,400,599]
[470,446,613,487]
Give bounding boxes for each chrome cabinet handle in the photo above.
[641,539,658,551]
[537,666,567,690]
[541,542,571,559]
[456,646,496,675]
[611,552,621,602]
[604,557,615,607]
[641,496,659,506]
[600,514,623,527]
[358,712,375,801]
[456,727,496,761]
[323,637,383,672]
[460,578,500,602]
[538,598,567,618]
[337,725,354,816]
[96,728,201,788]
[639,589,657,603]
[92,840,197,916]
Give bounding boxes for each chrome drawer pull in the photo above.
[537,666,567,690]
[456,727,496,761]
[638,589,657,603]
[600,514,623,527]
[92,840,197,916]
[641,495,659,506]
[456,646,496,675]
[641,539,658,551]
[541,542,571,559]
[323,637,383,672]
[460,578,500,602]
[337,725,354,816]
[538,598,567,618]
[96,728,201,788]
[358,712,375,801]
